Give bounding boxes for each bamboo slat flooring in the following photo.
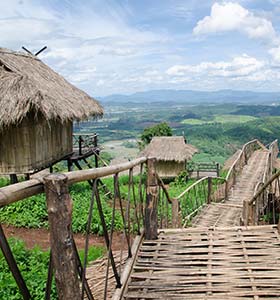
[124,225,280,299]
[192,150,269,228]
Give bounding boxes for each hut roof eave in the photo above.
[0,48,103,128]
[142,136,198,162]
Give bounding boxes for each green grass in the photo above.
[181,118,208,125]
[0,238,104,300]
[181,114,256,125]
[0,176,145,234]
[214,114,257,123]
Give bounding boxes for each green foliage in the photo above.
[99,151,114,165]
[0,176,145,235]
[140,122,172,147]
[0,195,48,228]
[0,177,10,188]
[0,238,104,300]
[0,238,56,300]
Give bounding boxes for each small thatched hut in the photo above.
[0,48,103,175]
[142,136,198,178]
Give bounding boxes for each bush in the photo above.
[0,238,104,300]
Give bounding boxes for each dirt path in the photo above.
[2,224,125,251]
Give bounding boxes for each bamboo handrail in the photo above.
[176,176,226,201]
[176,176,208,200]
[225,139,260,182]
[0,157,147,207]
[250,139,278,204]
[249,170,280,205]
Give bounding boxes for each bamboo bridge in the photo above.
[0,139,280,300]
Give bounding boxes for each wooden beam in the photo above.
[0,157,147,207]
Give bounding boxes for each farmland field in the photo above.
[74,102,280,165]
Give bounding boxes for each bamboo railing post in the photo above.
[145,158,159,240]
[44,174,81,300]
[207,177,212,204]
[172,198,181,228]
[216,163,220,177]
[225,180,229,201]
[233,165,236,185]
[243,200,249,226]
[78,135,83,156]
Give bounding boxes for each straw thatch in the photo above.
[0,48,103,128]
[142,136,198,162]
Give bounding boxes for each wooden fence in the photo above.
[0,157,174,300]
[172,139,266,227]
[243,139,279,225]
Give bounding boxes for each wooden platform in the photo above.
[124,225,280,299]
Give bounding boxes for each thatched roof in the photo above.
[142,136,198,162]
[0,48,103,128]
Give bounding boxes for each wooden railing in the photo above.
[72,133,98,156]
[0,157,157,300]
[173,176,226,227]
[243,140,279,226]
[225,139,265,199]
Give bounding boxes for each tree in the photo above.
[140,122,172,148]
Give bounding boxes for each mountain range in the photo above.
[98,89,280,104]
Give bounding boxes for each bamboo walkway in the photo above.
[192,149,269,228]
[122,149,280,299]
[124,225,280,299]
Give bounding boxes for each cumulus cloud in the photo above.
[166,54,265,78]
[269,46,280,63]
[193,2,277,43]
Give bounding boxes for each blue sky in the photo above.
[1,0,280,96]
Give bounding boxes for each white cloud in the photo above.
[269,46,280,63]
[193,2,277,43]
[166,54,265,78]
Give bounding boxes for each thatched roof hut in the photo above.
[142,136,198,178]
[0,47,103,175]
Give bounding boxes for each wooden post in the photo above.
[207,177,212,204]
[216,163,220,177]
[145,158,159,240]
[67,159,73,172]
[233,165,236,185]
[225,180,229,201]
[172,198,181,228]
[10,174,18,184]
[243,200,249,226]
[78,135,83,156]
[44,174,81,300]
[93,134,99,168]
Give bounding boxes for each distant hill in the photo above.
[98,89,280,104]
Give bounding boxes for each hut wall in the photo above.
[0,114,72,174]
[155,160,185,178]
